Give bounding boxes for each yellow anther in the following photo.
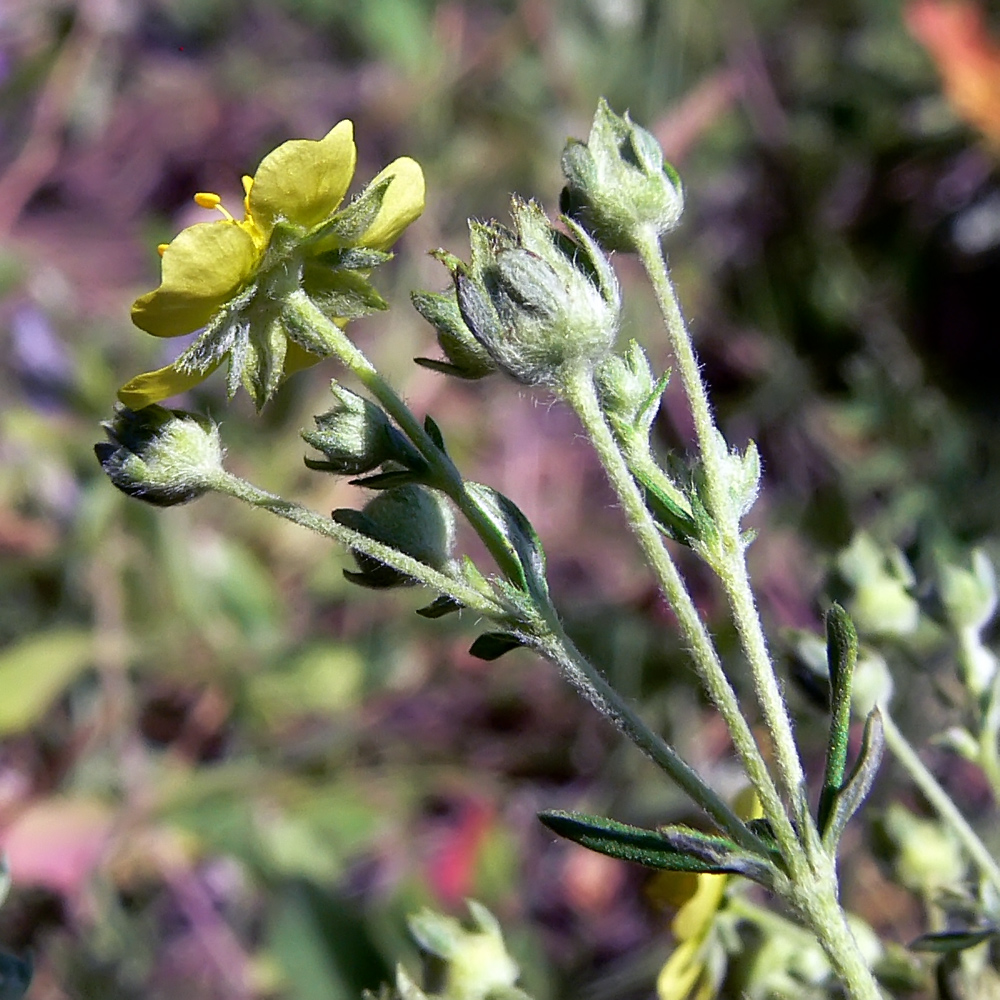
[241,175,253,196]
[193,191,235,222]
[157,243,169,257]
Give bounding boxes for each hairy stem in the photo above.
[882,710,1000,893]
[531,619,770,854]
[633,224,808,816]
[210,470,506,618]
[285,290,528,588]
[559,363,800,861]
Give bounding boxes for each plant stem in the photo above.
[531,619,771,855]
[210,470,506,619]
[633,224,808,814]
[559,363,800,861]
[881,709,1000,893]
[284,290,528,588]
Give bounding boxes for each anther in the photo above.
[194,192,235,222]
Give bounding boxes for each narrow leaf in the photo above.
[822,707,885,853]
[818,604,858,835]
[416,595,463,619]
[909,928,998,954]
[539,811,774,884]
[468,632,526,661]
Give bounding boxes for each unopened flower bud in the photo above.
[561,98,684,252]
[834,533,920,638]
[446,198,619,385]
[333,484,455,588]
[411,285,498,379]
[95,404,224,507]
[408,901,521,1000]
[302,384,422,475]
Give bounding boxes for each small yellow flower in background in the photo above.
[654,789,762,1000]
[120,120,424,410]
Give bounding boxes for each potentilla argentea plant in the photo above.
[96,102,1000,1000]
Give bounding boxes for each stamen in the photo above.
[157,243,169,257]
[241,175,253,215]
[193,191,235,222]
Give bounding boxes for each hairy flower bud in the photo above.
[443,198,619,385]
[333,484,455,588]
[302,383,423,475]
[95,404,224,507]
[561,98,684,252]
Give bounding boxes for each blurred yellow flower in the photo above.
[120,121,424,409]
[655,788,762,1000]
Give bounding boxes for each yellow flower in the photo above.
[655,789,762,1000]
[120,120,424,409]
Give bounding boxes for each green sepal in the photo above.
[348,469,426,490]
[312,247,392,271]
[909,928,998,954]
[411,287,497,380]
[818,604,859,835]
[423,414,447,454]
[637,469,699,546]
[416,595,464,619]
[821,707,885,853]
[469,632,527,661]
[538,811,776,885]
[305,176,392,248]
[465,483,548,599]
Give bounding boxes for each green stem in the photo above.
[284,290,527,588]
[633,224,808,815]
[882,709,1000,893]
[210,470,506,619]
[559,363,800,862]
[794,875,884,1000]
[531,619,770,855]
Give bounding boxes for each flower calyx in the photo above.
[95,404,224,507]
[302,383,426,479]
[436,198,620,386]
[120,121,425,411]
[561,98,684,253]
[333,484,455,589]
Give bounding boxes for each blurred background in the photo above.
[2,0,1000,997]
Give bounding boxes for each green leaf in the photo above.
[822,707,885,853]
[818,604,859,835]
[415,595,464,619]
[0,630,93,736]
[469,632,527,661]
[465,483,548,598]
[538,811,776,884]
[909,928,998,953]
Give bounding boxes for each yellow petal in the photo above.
[672,873,727,941]
[657,939,703,1000]
[132,222,258,337]
[359,156,425,250]
[282,341,324,377]
[117,361,220,409]
[248,120,356,234]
